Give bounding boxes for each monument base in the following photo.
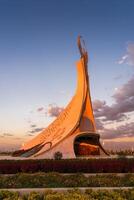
[18,132,107,159]
[12,132,108,158]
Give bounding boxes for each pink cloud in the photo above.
[48,104,64,117]
[93,76,134,122]
[37,107,44,112]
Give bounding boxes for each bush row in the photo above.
[0,173,134,188]
[0,189,134,200]
[0,158,134,174]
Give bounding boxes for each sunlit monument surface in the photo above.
[13,36,108,158]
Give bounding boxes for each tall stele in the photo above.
[13,36,108,158]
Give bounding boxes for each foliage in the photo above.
[0,173,134,188]
[0,189,134,200]
[0,190,19,200]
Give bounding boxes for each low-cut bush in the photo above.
[0,173,134,188]
[54,151,63,160]
[0,158,134,174]
[0,189,134,200]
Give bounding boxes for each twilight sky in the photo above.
[0,0,134,151]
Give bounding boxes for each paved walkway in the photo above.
[0,187,133,194]
[1,173,134,177]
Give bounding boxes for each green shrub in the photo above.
[28,192,43,200]
[0,189,134,200]
[45,193,64,200]
[0,173,134,188]
[0,190,19,200]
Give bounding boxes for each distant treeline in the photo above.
[0,149,134,156]
[0,152,12,156]
[107,149,134,156]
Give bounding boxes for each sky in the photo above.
[0,0,134,151]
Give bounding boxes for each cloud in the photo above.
[118,54,128,65]
[0,135,4,138]
[3,133,13,137]
[95,118,104,130]
[112,76,134,103]
[118,43,134,66]
[14,137,22,140]
[47,104,64,117]
[30,124,37,128]
[37,107,44,112]
[27,122,45,135]
[29,127,44,134]
[93,76,134,122]
[93,76,134,140]
[36,104,64,118]
[93,100,106,112]
[101,122,134,140]
[27,133,34,137]
[93,100,127,122]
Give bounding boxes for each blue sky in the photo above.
[0,0,134,151]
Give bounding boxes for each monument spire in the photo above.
[13,36,108,158]
[77,35,96,133]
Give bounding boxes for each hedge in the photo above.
[0,158,134,174]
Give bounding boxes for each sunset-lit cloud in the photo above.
[37,107,44,112]
[0,135,4,138]
[112,76,134,103]
[30,124,37,128]
[14,137,22,140]
[95,118,104,130]
[27,133,34,137]
[93,100,127,122]
[93,76,134,122]
[93,100,106,112]
[2,133,13,137]
[29,127,44,134]
[100,122,134,140]
[93,74,134,141]
[36,104,64,117]
[47,104,64,117]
